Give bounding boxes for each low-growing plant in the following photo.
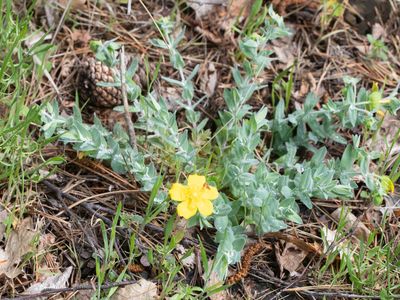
[367,34,389,61]
[320,212,400,298]
[40,6,400,283]
[0,1,64,214]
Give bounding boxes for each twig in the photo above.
[119,46,137,150]
[42,180,146,253]
[3,279,146,300]
[51,0,73,44]
[288,289,383,299]
[127,0,132,15]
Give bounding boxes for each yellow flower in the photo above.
[169,174,219,219]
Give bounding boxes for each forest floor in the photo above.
[1,0,400,299]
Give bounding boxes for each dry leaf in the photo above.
[70,29,92,47]
[366,115,400,157]
[37,233,60,282]
[187,0,253,44]
[0,210,8,239]
[140,255,151,267]
[200,62,218,97]
[371,23,386,40]
[331,207,371,240]
[0,218,37,278]
[111,279,158,300]
[275,242,307,276]
[175,244,195,269]
[186,0,225,19]
[59,0,86,10]
[24,266,73,295]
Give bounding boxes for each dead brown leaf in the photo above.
[187,0,253,44]
[175,244,195,269]
[366,115,400,157]
[24,266,72,296]
[200,62,218,97]
[275,242,308,276]
[111,279,158,300]
[37,233,59,282]
[70,29,92,47]
[0,217,38,278]
[187,0,225,19]
[0,209,7,239]
[331,207,371,240]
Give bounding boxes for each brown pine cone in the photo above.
[76,55,150,108]
[77,57,122,108]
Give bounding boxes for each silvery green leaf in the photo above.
[340,145,355,171]
[232,67,243,86]
[298,194,312,209]
[286,211,302,224]
[331,185,353,198]
[149,38,168,49]
[298,168,313,192]
[162,76,183,87]
[347,106,357,127]
[126,58,139,77]
[170,49,184,70]
[214,216,229,232]
[182,81,194,101]
[187,64,199,81]
[172,28,185,47]
[311,147,327,165]
[281,186,292,198]
[304,93,318,112]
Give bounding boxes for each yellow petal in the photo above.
[177,201,197,219]
[187,174,206,190]
[200,184,219,201]
[196,199,213,217]
[169,183,187,202]
[381,175,394,194]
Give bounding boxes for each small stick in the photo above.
[3,279,146,300]
[119,46,137,150]
[127,0,132,15]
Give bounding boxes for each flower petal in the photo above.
[169,183,187,202]
[196,199,213,217]
[200,184,219,201]
[187,174,206,190]
[177,201,197,219]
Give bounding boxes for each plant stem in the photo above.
[120,46,137,151]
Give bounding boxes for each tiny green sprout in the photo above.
[372,192,383,206]
[367,34,389,61]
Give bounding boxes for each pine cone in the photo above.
[77,57,122,108]
[76,56,150,108]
